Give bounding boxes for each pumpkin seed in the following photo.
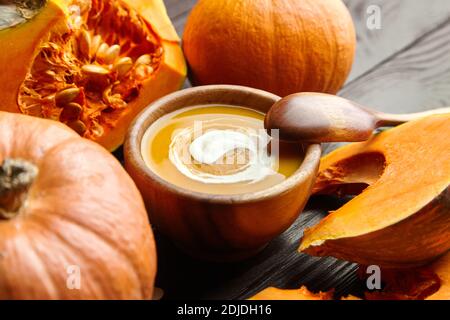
[79,30,91,59]
[67,120,87,135]
[95,43,110,63]
[114,57,133,77]
[82,64,110,76]
[135,54,151,66]
[90,35,102,58]
[43,70,56,80]
[104,44,121,64]
[60,102,83,121]
[55,88,80,107]
[134,64,154,80]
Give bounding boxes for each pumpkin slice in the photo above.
[363,251,450,300]
[249,252,450,300]
[0,0,186,151]
[300,115,450,268]
[249,286,333,300]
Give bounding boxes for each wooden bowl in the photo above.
[124,85,321,261]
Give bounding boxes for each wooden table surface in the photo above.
[149,0,450,300]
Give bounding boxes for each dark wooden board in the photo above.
[342,0,450,82]
[341,18,450,113]
[149,0,450,299]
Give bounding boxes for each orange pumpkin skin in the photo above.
[0,0,186,151]
[300,115,450,268]
[183,0,355,97]
[0,111,156,299]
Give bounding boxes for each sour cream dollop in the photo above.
[169,123,279,184]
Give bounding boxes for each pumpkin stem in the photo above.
[0,158,38,219]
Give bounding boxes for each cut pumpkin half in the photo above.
[300,114,450,268]
[0,0,186,150]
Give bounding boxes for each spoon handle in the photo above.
[375,107,450,126]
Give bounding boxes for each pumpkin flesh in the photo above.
[249,252,450,300]
[249,286,333,301]
[362,252,450,300]
[0,0,186,151]
[300,115,450,268]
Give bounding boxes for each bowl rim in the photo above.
[124,85,322,204]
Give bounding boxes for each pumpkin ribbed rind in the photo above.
[0,111,156,299]
[183,0,355,96]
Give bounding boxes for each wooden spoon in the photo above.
[265,93,450,143]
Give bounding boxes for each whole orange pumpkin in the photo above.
[183,0,356,96]
[0,111,156,299]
